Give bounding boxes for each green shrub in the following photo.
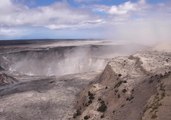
[97,101,107,112]
[122,89,127,93]
[84,115,90,120]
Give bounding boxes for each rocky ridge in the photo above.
[72,50,171,120]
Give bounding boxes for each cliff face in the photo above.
[73,50,171,120]
[0,73,18,86]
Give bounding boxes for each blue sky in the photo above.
[21,0,168,7]
[0,0,171,40]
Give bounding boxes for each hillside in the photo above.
[72,50,171,120]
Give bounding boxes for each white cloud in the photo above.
[94,0,148,16]
[0,0,103,31]
[0,0,171,41]
[74,0,100,4]
[108,2,137,15]
[0,27,26,37]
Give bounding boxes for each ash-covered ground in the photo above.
[0,40,146,120]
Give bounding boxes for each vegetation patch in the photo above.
[73,109,81,118]
[86,91,95,106]
[100,114,104,118]
[142,82,166,120]
[118,74,122,77]
[122,89,127,93]
[97,100,107,112]
[84,115,90,120]
[115,89,118,93]
[126,95,134,101]
[114,81,123,88]
[88,91,95,100]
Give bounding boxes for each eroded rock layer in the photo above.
[73,50,171,120]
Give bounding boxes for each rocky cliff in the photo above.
[72,50,171,120]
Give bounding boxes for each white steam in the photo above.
[0,43,146,76]
[103,0,171,45]
[6,47,107,76]
[108,19,171,45]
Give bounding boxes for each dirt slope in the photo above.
[72,50,171,120]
